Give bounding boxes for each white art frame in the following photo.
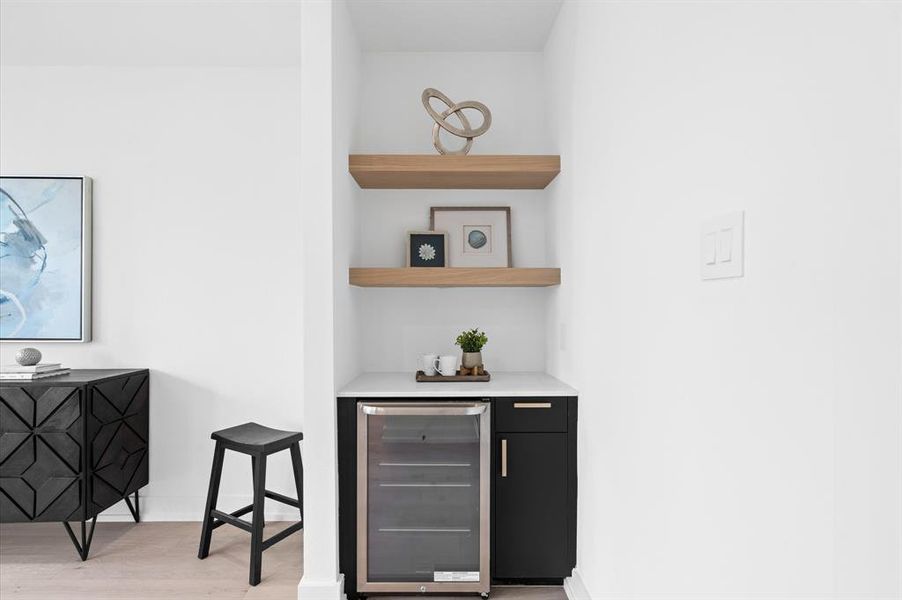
[0,176,92,342]
[430,206,512,268]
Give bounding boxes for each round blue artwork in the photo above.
[467,229,488,249]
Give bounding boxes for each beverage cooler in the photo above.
[356,402,490,596]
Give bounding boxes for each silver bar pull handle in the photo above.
[362,402,486,416]
[513,402,552,409]
[501,439,508,478]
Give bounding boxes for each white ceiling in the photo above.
[0,1,302,66]
[346,0,564,52]
[0,0,563,66]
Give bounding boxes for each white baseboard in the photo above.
[564,568,592,600]
[297,573,345,600]
[562,571,902,600]
[94,494,301,522]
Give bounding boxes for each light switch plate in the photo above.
[701,211,744,280]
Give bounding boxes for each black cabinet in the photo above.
[338,394,577,596]
[0,369,149,559]
[492,397,577,582]
[493,433,569,578]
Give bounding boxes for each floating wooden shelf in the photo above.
[349,267,561,288]
[349,154,560,189]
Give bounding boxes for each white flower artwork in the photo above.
[418,243,436,261]
[407,231,446,267]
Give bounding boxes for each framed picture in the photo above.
[430,206,511,267]
[0,176,92,342]
[407,231,448,267]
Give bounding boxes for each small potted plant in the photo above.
[455,328,488,370]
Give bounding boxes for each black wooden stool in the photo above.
[197,422,303,585]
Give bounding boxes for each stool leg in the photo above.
[249,453,267,586]
[198,442,225,559]
[290,443,304,521]
[251,456,264,529]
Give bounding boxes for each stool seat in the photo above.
[211,422,303,454]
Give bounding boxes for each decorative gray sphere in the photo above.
[15,347,42,366]
[467,229,488,249]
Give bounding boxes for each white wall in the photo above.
[297,0,361,597]
[544,2,901,598]
[354,52,551,372]
[0,66,303,519]
[0,1,302,67]
[333,2,363,392]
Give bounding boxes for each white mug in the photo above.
[422,353,438,376]
[436,355,458,376]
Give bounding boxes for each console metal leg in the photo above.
[62,516,97,561]
[124,489,140,523]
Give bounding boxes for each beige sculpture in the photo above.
[421,88,492,155]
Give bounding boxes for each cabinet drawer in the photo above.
[495,398,567,432]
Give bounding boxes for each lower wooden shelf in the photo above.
[349,267,561,288]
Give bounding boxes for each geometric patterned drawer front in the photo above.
[88,374,149,516]
[0,386,84,523]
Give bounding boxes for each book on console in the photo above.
[1,363,63,374]
[0,368,71,380]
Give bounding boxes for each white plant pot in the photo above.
[461,352,483,369]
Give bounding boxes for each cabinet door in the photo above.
[493,432,569,578]
[0,386,84,523]
[87,373,149,515]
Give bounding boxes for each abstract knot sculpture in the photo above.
[421,87,492,155]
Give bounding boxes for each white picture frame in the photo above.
[430,206,512,268]
[0,176,92,342]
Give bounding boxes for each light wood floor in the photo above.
[0,522,566,600]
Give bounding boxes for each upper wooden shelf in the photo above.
[349,154,561,189]
[349,267,561,288]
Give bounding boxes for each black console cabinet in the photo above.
[337,395,577,598]
[0,369,149,559]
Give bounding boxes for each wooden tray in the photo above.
[415,370,491,382]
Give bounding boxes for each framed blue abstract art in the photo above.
[0,176,92,342]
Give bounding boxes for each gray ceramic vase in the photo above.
[15,347,42,366]
[461,351,483,369]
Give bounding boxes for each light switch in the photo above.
[701,211,744,280]
[717,228,733,262]
[703,232,717,265]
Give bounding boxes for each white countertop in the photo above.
[337,371,577,398]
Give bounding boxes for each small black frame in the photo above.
[407,231,448,267]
